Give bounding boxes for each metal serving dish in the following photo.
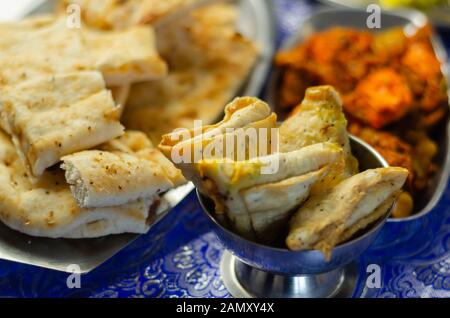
[318,0,450,28]
[198,136,391,298]
[269,8,450,225]
[0,0,275,273]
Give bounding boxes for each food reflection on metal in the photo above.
[275,25,449,218]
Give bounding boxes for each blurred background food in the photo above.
[275,24,449,218]
[59,0,203,29]
[122,4,259,145]
[56,1,259,145]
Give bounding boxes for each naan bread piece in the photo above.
[84,26,167,85]
[123,3,258,143]
[102,131,186,188]
[61,131,184,208]
[192,116,277,163]
[61,151,172,208]
[159,97,276,190]
[156,3,248,69]
[0,16,167,87]
[280,86,359,191]
[159,96,273,158]
[197,143,343,214]
[0,16,86,85]
[286,167,409,257]
[59,0,203,29]
[243,168,327,242]
[159,95,345,240]
[0,131,162,238]
[0,72,124,177]
[195,143,344,239]
[241,169,327,213]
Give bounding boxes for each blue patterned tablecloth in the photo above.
[0,0,449,298]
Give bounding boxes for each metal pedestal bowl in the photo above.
[197,136,391,298]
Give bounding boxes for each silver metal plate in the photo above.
[0,0,275,273]
[318,0,450,28]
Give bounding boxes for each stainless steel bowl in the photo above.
[197,136,391,298]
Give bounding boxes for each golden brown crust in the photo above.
[286,168,408,256]
[338,193,398,244]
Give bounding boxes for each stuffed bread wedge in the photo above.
[0,130,166,238]
[0,72,124,178]
[159,97,277,186]
[280,85,359,192]
[159,96,274,155]
[194,142,344,240]
[286,167,409,257]
[61,131,184,208]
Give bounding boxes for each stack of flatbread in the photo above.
[120,3,259,144]
[0,1,258,238]
[0,130,183,238]
[159,86,409,256]
[0,8,189,238]
[59,0,205,29]
[58,1,259,145]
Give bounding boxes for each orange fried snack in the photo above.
[275,25,447,125]
[277,25,448,199]
[343,68,413,128]
[276,27,374,108]
[349,123,414,182]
